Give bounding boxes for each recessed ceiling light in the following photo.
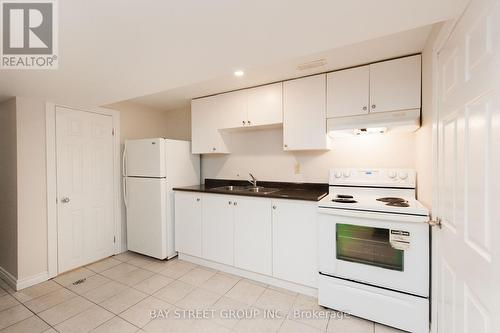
[234,70,244,77]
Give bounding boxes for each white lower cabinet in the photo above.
[174,191,317,287]
[272,199,318,288]
[234,196,272,276]
[174,192,202,257]
[202,194,234,265]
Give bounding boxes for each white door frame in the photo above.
[45,103,122,278]
[429,2,472,332]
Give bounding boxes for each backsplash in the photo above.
[201,127,416,183]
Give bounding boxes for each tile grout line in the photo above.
[48,274,149,331]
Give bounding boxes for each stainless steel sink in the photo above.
[210,185,247,191]
[210,185,280,195]
[244,186,279,194]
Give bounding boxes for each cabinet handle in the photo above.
[242,120,246,125]
[272,205,277,209]
[284,144,288,148]
[212,147,216,151]
[362,106,367,111]
[228,201,232,205]
[247,120,251,125]
[371,104,376,109]
[234,202,237,206]
[196,198,200,202]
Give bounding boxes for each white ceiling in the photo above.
[130,24,435,110]
[0,0,465,108]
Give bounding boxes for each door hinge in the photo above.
[427,216,442,229]
[113,236,116,243]
[112,128,115,136]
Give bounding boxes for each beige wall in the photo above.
[415,23,444,209]
[15,98,48,280]
[106,101,191,143]
[0,98,18,278]
[202,128,416,183]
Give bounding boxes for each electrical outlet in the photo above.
[294,163,301,174]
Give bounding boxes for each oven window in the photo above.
[336,224,404,271]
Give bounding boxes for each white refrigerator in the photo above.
[123,138,200,259]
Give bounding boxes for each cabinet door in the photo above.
[217,90,247,129]
[191,97,229,154]
[327,66,369,118]
[174,192,202,257]
[234,197,272,275]
[283,74,328,150]
[246,83,283,127]
[369,55,421,113]
[272,199,318,287]
[202,194,234,265]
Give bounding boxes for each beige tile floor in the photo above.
[0,252,405,332]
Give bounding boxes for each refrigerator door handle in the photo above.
[123,177,128,208]
[122,145,127,177]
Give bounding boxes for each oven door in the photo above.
[318,208,429,297]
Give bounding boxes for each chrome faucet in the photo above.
[248,173,258,188]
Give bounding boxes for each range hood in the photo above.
[327,108,421,137]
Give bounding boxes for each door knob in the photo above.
[61,197,70,203]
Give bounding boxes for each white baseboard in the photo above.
[0,266,49,291]
[179,253,318,297]
[16,271,49,290]
[0,265,17,290]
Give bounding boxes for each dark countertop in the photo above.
[173,178,329,202]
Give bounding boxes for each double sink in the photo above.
[210,185,280,195]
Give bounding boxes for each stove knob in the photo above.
[342,171,351,178]
[398,171,408,180]
[334,171,342,178]
[388,171,397,179]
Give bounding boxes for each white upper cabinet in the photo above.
[217,90,247,129]
[246,83,283,127]
[327,65,370,118]
[369,55,421,113]
[283,74,329,150]
[191,96,230,154]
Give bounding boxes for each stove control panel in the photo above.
[329,168,416,188]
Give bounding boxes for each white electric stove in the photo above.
[317,168,430,333]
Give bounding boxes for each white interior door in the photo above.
[56,107,115,273]
[436,0,500,332]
